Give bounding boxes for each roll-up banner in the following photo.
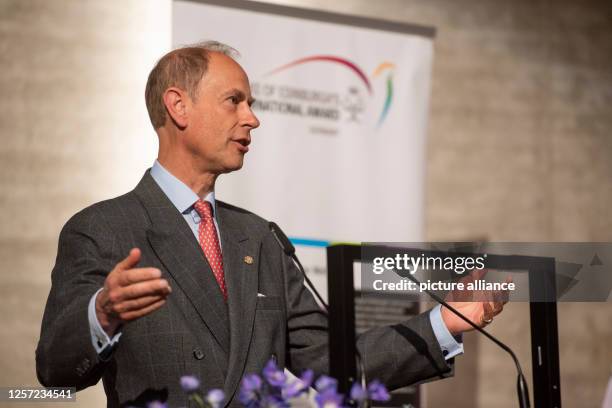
[173,0,435,297]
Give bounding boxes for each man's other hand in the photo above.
[95,248,172,336]
[441,268,510,336]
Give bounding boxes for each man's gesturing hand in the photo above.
[441,268,509,336]
[95,248,172,336]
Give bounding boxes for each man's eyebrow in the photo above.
[222,88,255,105]
[223,88,246,99]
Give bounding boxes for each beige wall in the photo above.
[1,0,610,407]
[0,0,170,406]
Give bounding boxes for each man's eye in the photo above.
[229,96,239,104]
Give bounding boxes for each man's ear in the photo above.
[162,87,189,129]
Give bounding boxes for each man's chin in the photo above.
[220,160,244,174]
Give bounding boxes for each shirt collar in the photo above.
[150,160,216,216]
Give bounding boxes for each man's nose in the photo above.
[242,105,260,129]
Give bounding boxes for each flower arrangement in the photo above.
[144,359,391,408]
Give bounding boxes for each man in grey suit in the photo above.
[36,41,505,407]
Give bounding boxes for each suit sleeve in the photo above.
[36,208,119,389]
[281,250,453,390]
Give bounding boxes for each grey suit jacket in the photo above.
[36,171,451,407]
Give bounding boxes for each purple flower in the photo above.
[180,375,200,393]
[349,383,367,402]
[314,375,338,393]
[146,401,168,408]
[315,388,344,408]
[263,359,287,387]
[282,369,314,399]
[206,389,225,408]
[367,380,390,401]
[239,373,263,405]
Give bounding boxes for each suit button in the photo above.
[193,348,205,360]
[82,358,90,369]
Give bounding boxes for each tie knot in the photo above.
[194,199,213,219]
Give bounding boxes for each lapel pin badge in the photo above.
[244,255,254,265]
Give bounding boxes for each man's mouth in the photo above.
[232,138,250,153]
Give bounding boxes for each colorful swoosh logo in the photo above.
[265,55,395,127]
[373,62,395,127]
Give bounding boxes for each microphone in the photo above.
[399,271,530,408]
[268,222,329,311]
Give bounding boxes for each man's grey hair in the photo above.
[145,41,240,129]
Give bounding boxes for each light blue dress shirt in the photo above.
[430,304,464,359]
[89,160,463,361]
[148,160,221,245]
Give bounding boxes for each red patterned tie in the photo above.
[194,199,227,300]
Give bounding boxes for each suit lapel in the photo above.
[134,172,231,354]
[216,203,260,405]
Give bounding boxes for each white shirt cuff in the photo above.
[88,288,122,358]
[429,304,464,360]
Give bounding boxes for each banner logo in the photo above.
[253,55,396,132]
